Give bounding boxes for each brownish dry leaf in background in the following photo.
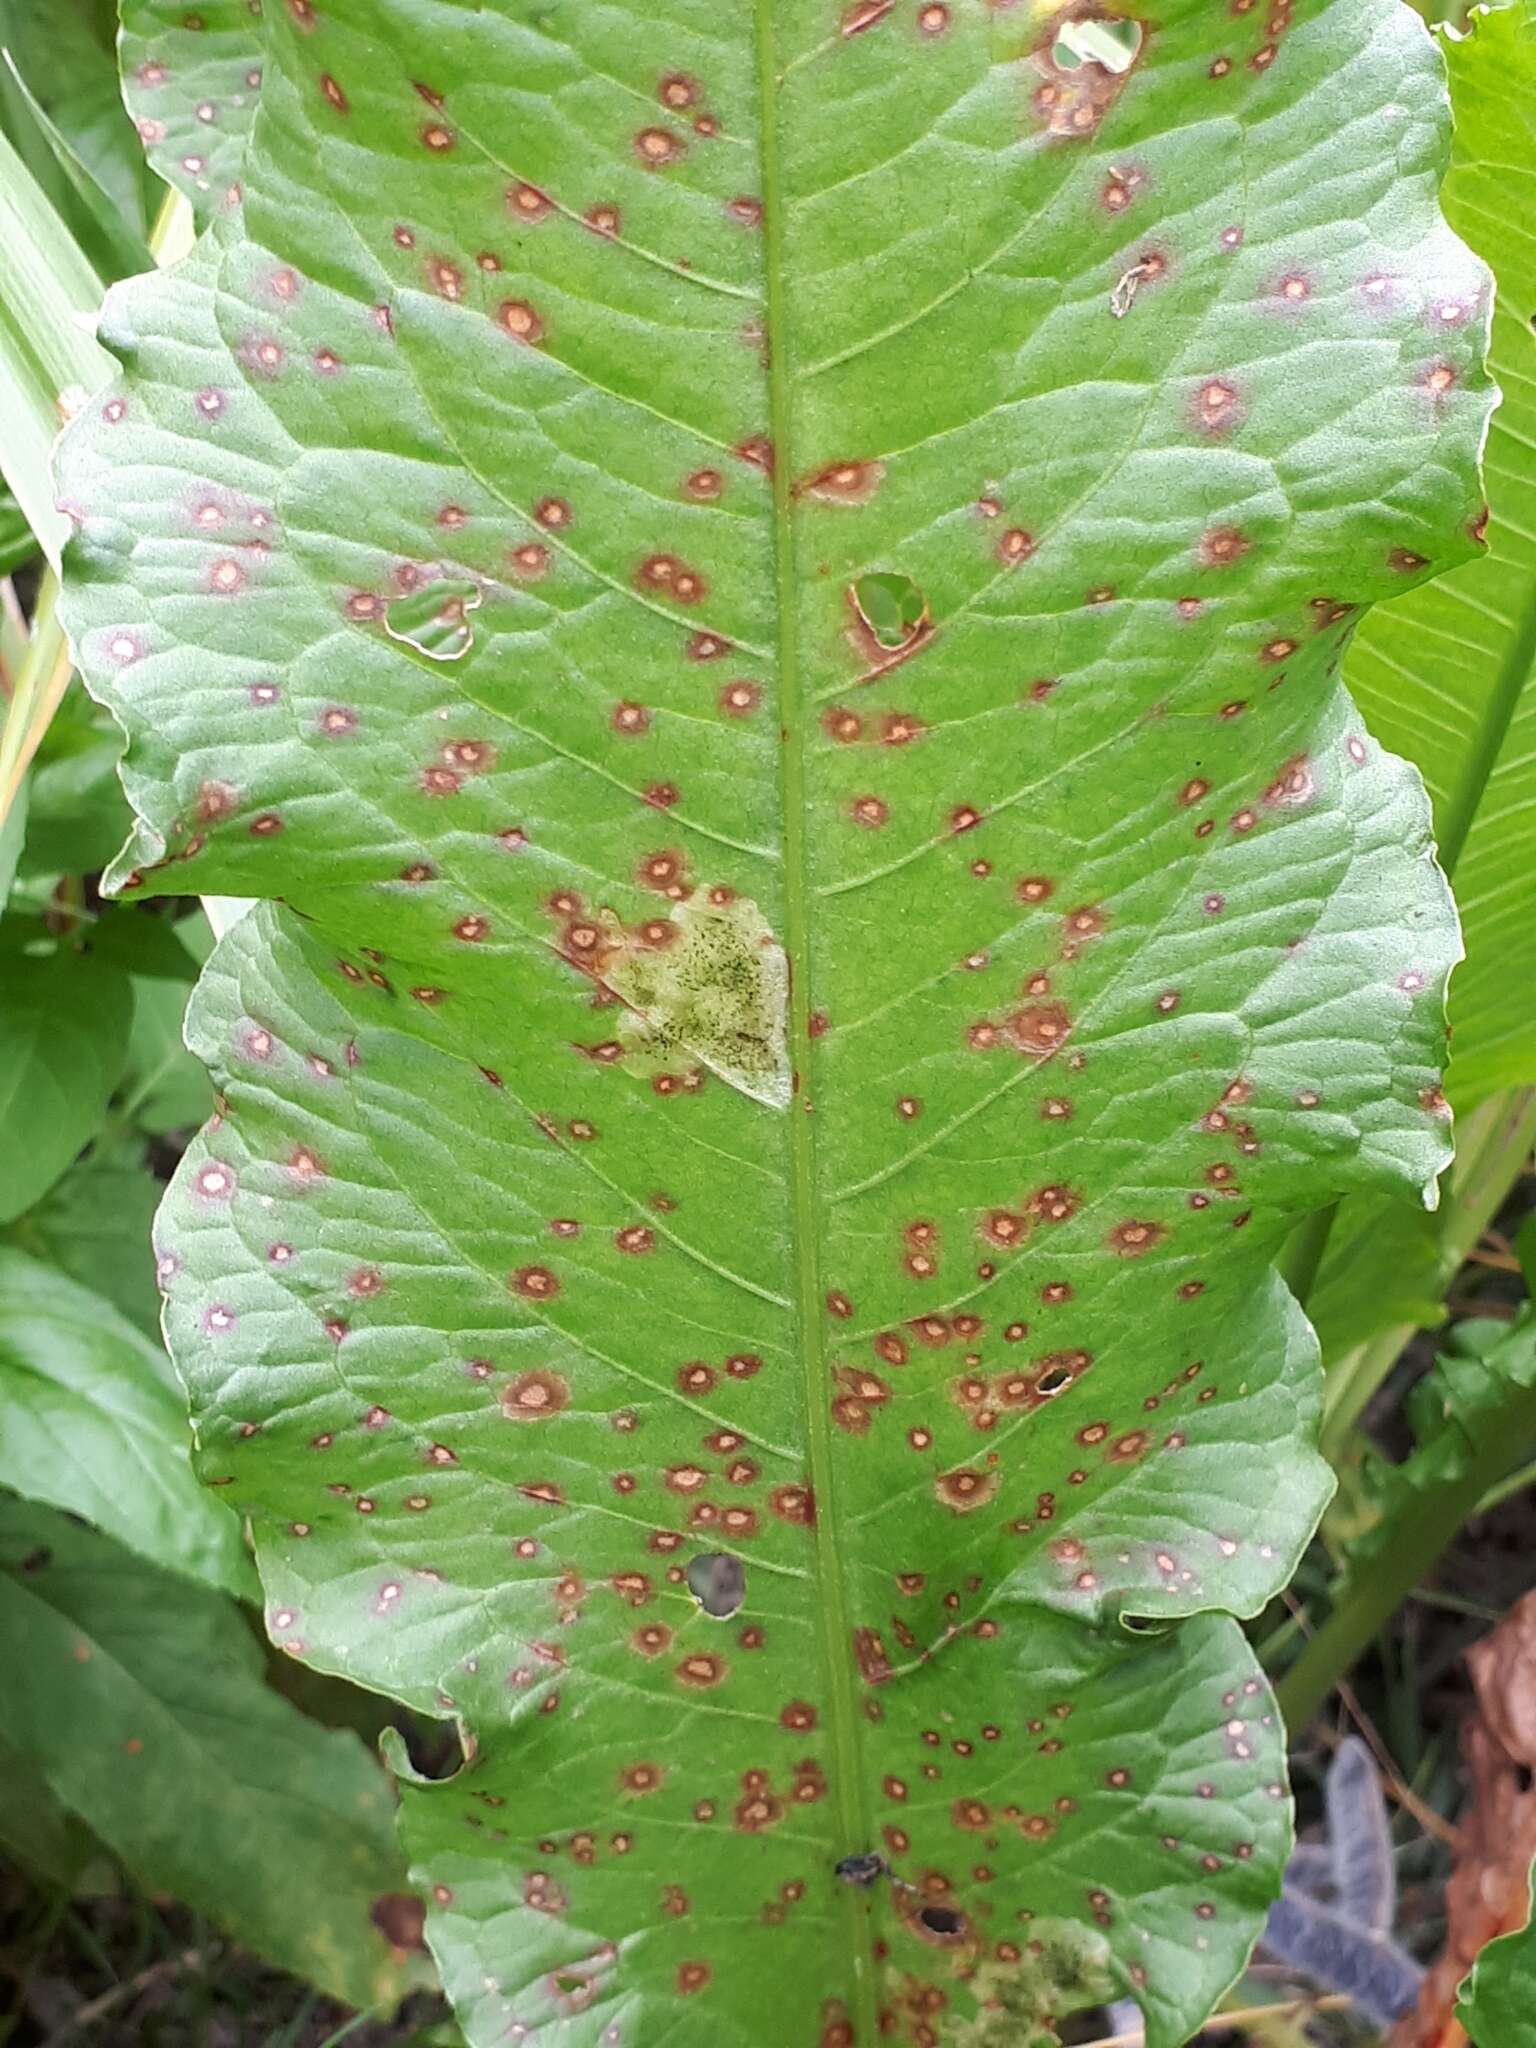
[1392,1588,1536,2047]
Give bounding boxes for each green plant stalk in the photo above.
[1279,1365,1536,1729]
[1476,1454,1536,1517]
[0,579,27,697]
[1320,1088,1536,1462]
[0,573,68,827]
[0,186,191,831]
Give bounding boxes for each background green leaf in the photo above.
[1355,1311,1536,1571]
[0,929,132,1222]
[0,123,112,571]
[1344,0,1536,1114]
[0,1245,253,1596]
[0,479,37,578]
[0,1495,417,2012]
[0,0,158,271]
[58,1,1492,2042]
[0,1729,106,1891]
[5,1136,167,1338]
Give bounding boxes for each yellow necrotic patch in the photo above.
[606,893,790,1110]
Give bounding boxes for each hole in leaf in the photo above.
[1052,17,1143,71]
[1119,1611,1172,1639]
[1036,1364,1072,1397]
[687,1551,746,1618]
[554,1973,585,1996]
[917,1904,966,1938]
[393,1710,466,1781]
[850,571,927,651]
[383,575,480,661]
[369,1893,428,1951]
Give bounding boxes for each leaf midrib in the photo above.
[754,4,879,2028]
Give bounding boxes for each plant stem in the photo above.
[0,572,69,829]
[0,184,193,834]
[0,578,27,696]
[1476,1452,1536,1515]
[1320,1088,1536,1460]
[1279,1371,1536,1729]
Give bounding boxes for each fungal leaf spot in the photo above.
[383,576,480,662]
[606,892,791,1108]
[959,1926,1117,2045]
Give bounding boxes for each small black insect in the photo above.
[834,1851,889,1887]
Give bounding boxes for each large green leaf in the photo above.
[58,3,1489,2042]
[1309,5,1536,1380]
[0,1730,105,1891]
[0,1495,416,2010]
[119,0,263,222]
[0,1245,253,1595]
[1344,0,1536,1113]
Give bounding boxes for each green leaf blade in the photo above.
[0,1245,253,1596]
[1344,0,1536,1111]
[0,932,133,1221]
[0,1497,416,2010]
[119,0,264,223]
[59,3,1490,2042]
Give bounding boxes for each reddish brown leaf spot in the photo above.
[498,299,545,345]
[934,1468,998,1513]
[510,1266,560,1301]
[1107,1220,1168,1258]
[501,1370,570,1419]
[803,459,885,504]
[635,127,685,167]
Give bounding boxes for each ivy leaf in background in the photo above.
[0,927,132,1222]
[1456,1856,1536,2048]
[0,1245,253,1596]
[1353,1312,1536,1573]
[59,2,1490,2043]
[0,1496,418,2012]
[1281,1308,1536,1725]
[119,0,264,222]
